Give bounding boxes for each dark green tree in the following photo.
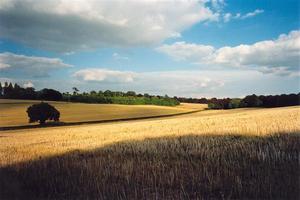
[241,94,263,107]
[144,93,150,98]
[27,102,60,124]
[0,82,2,97]
[72,87,79,95]
[3,82,14,98]
[90,90,97,95]
[104,90,112,97]
[38,88,63,101]
[126,91,136,97]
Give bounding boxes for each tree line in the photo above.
[0,82,63,101]
[0,82,179,106]
[176,93,300,109]
[64,88,179,106]
[1,82,299,108]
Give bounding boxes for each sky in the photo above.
[0,0,299,98]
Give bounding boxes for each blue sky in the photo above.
[0,0,299,98]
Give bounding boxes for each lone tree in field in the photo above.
[27,102,60,125]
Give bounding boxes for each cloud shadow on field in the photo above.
[0,133,299,199]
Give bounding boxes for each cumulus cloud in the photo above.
[23,81,34,88]
[157,30,300,75]
[0,52,72,77]
[137,71,225,96]
[157,42,215,62]
[223,9,264,22]
[72,68,225,97]
[0,78,37,90]
[0,0,219,52]
[223,13,232,23]
[112,53,129,61]
[210,0,225,11]
[73,69,137,83]
[241,9,264,19]
[0,77,13,84]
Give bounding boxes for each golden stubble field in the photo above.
[0,104,299,199]
[0,99,205,127]
[0,105,299,166]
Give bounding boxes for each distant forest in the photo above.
[0,82,299,109]
[176,93,300,109]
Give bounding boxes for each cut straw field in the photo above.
[0,105,299,199]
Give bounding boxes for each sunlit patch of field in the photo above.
[0,99,205,127]
[0,106,299,199]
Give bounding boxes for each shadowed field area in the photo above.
[0,134,299,199]
[0,99,205,128]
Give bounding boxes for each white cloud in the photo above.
[157,42,215,61]
[0,52,72,77]
[157,30,300,75]
[72,68,226,97]
[223,13,232,22]
[63,51,75,56]
[18,68,299,98]
[138,71,225,96]
[0,0,219,52]
[71,68,299,98]
[0,77,13,84]
[73,69,137,83]
[210,0,225,11]
[223,9,264,22]
[112,53,129,61]
[241,9,264,19]
[23,81,34,88]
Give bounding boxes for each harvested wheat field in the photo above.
[0,105,299,199]
[0,99,204,128]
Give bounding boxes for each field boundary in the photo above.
[0,109,203,131]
